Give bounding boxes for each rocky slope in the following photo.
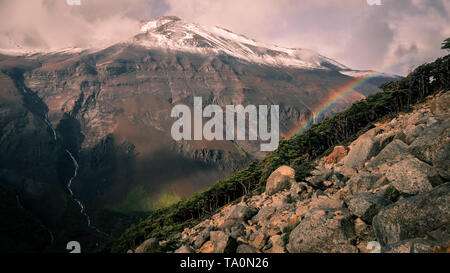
[132,91,449,253]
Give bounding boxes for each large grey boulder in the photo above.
[287,208,357,253]
[347,172,383,195]
[408,125,450,180]
[345,193,391,224]
[221,204,258,228]
[343,129,382,170]
[386,158,443,195]
[265,166,296,195]
[373,183,450,246]
[367,139,411,171]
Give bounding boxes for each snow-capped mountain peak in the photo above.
[132,16,348,70]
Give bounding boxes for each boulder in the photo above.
[409,125,450,180]
[386,158,443,195]
[287,208,357,253]
[306,165,332,187]
[366,139,411,171]
[345,193,391,224]
[220,204,258,228]
[249,229,268,250]
[134,238,158,253]
[346,172,383,195]
[193,227,212,248]
[210,231,238,253]
[309,192,344,209]
[252,206,276,223]
[343,129,382,170]
[265,166,296,195]
[404,124,426,144]
[373,183,450,246]
[236,244,260,253]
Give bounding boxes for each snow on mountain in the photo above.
[132,16,349,70]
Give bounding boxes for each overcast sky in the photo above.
[0,0,449,75]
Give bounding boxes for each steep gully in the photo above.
[12,69,112,248]
[45,116,112,240]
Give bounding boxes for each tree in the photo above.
[441,38,450,51]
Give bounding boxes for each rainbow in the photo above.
[287,47,439,137]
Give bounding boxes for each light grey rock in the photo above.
[347,172,383,195]
[193,227,212,248]
[409,125,450,180]
[252,206,276,223]
[346,193,391,224]
[386,158,443,195]
[220,204,258,228]
[373,183,450,246]
[367,139,411,170]
[343,129,382,170]
[306,165,332,187]
[404,124,426,144]
[287,208,357,253]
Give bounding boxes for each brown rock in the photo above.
[324,146,348,164]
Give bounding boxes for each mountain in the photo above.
[0,16,400,252]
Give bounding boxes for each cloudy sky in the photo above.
[0,0,449,75]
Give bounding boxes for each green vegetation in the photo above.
[106,186,182,214]
[106,53,450,253]
[441,38,450,51]
[107,185,154,213]
[384,185,401,202]
[282,222,299,251]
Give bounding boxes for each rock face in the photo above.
[265,166,296,195]
[168,91,450,254]
[386,158,443,195]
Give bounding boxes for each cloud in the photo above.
[0,0,159,50]
[0,0,448,75]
